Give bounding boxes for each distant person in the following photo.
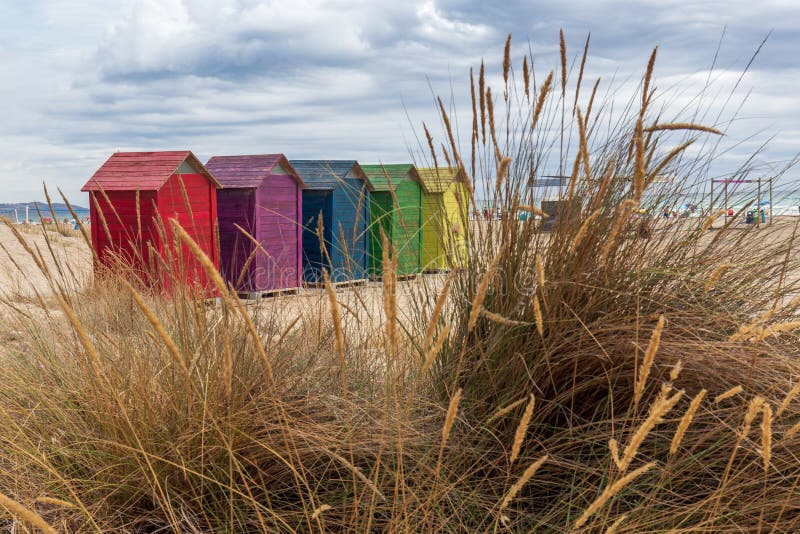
[727,208,734,217]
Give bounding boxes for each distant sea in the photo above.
[0,202,90,223]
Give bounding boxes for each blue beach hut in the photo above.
[289,160,372,283]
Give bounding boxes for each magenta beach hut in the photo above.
[205,154,305,294]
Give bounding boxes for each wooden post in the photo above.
[769,176,773,226]
[757,177,762,228]
[724,181,729,225]
[711,179,716,223]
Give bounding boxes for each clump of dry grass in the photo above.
[1,31,800,533]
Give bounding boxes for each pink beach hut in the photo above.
[205,154,305,293]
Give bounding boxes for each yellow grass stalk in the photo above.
[644,123,724,135]
[495,156,512,191]
[714,385,743,404]
[785,421,800,440]
[592,157,617,210]
[705,263,733,292]
[503,33,512,87]
[421,324,450,373]
[669,360,683,382]
[467,248,504,332]
[487,87,498,153]
[606,514,628,534]
[619,389,683,472]
[642,47,657,110]
[570,209,601,252]
[559,29,567,94]
[438,95,467,179]
[169,220,234,309]
[600,199,638,264]
[34,497,76,509]
[769,321,800,334]
[573,462,656,529]
[533,295,544,338]
[323,269,346,375]
[777,383,800,418]
[487,397,527,424]
[2,219,46,274]
[633,119,645,200]
[0,491,57,534]
[381,233,398,355]
[762,403,773,472]
[479,61,486,143]
[423,271,455,350]
[470,67,478,174]
[648,139,694,181]
[522,55,530,100]
[578,109,591,180]
[222,331,233,399]
[498,455,548,512]
[741,396,766,440]
[325,448,386,503]
[535,254,545,290]
[634,315,665,406]
[90,192,114,249]
[57,188,96,259]
[700,209,726,234]
[423,122,440,172]
[232,295,274,381]
[311,504,332,521]
[572,33,590,116]
[586,77,600,124]
[122,280,191,382]
[510,394,535,464]
[608,438,621,469]
[518,204,549,218]
[670,389,707,455]
[532,71,554,131]
[55,293,108,388]
[439,388,463,463]
[480,307,529,327]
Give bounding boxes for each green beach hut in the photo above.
[361,164,423,277]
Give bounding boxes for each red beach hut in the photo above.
[205,154,305,294]
[81,150,220,291]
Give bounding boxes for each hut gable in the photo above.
[416,166,467,194]
[360,164,420,192]
[82,151,220,192]
[289,160,370,191]
[205,154,304,189]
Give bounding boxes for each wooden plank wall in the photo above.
[217,188,255,290]
[301,190,332,283]
[254,173,301,290]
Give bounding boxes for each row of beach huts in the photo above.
[81,151,469,295]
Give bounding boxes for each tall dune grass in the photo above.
[0,33,799,532]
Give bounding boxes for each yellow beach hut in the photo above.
[418,167,470,271]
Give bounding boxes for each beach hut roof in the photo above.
[289,160,372,191]
[416,166,468,194]
[205,154,305,189]
[82,151,220,192]
[360,164,421,192]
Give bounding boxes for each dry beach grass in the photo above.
[1,33,800,532]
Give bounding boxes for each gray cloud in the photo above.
[0,0,797,203]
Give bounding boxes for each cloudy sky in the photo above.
[1,0,798,204]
